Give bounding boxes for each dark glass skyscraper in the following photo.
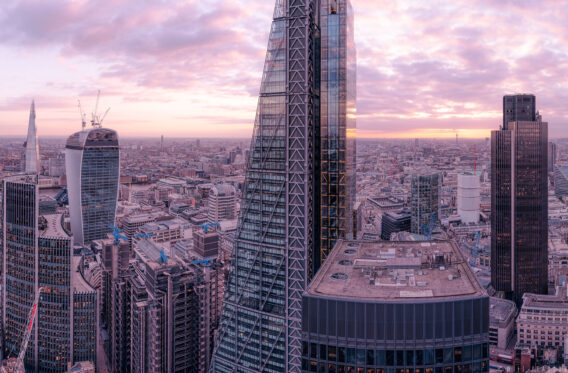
[318,0,357,271]
[211,1,356,372]
[66,128,120,245]
[2,176,97,371]
[502,94,536,130]
[491,95,548,305]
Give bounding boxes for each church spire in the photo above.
[24,100,39,174]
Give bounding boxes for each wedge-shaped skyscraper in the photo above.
[211,0,356,372]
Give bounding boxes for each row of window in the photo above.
[302,362,490,373]
[302,343,489,366]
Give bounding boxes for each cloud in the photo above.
[0,0,567,137]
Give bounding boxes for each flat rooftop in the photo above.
[39,214,70,239]
[522,286,568,310]
[307,240,486,301]
[489,297,517,327]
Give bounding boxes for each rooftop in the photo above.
[489,297,517,327]
[134,239,179,269]
[306,240,486,301]
[39,214,70,239]
[72,256,96,293]
[522,286,568,310]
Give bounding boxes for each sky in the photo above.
[0,0,567,139]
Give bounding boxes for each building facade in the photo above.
[207,184,237,222]
[410,173,441,235]
[554,167,568,197]
[491,100,548,305]
[2,177,97,372]
[211,1,356,371]
[380,210,411,240]
[517,286,568,354]
[502,94,536,130]
[318,0,357,270]
[210,1,320,372]
[548,142,557,173]
[302,240,490,373]
[66,127,120,245]
[489,297,517,350]
[457,172,481,224]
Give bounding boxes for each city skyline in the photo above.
[1,0,567,139]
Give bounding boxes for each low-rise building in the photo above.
[489,297,517,349]
[517,286,568,360]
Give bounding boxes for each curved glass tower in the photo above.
[65,128,120,245]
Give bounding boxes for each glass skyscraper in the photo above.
[317,0,357,272]
[210,1,356,372]
[2,176,97,371]
[65,128,120,245]
[491,95,548,305]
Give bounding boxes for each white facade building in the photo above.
[207,184,237,223]
[458,171,481,224]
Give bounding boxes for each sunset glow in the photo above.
[0,0,567,138]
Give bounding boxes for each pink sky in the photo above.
[0,0,567,138]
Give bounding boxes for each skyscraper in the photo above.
[410,173,441,235]
[211,0,355,371]
[502,94,536,130]
[318,0,357,272]
[2,177,97,371]
[24,101,40,174]
[548,141,557,173]
[65,127,120,245]
[491,95,548,305]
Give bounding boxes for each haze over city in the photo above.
[1,0,567,138]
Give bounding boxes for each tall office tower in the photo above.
[491,100,548,305]
[207,184,237,222]
[66,127,120,245]
[410,173,441,235]
[502,94,535,130]
[24,101,40,174]
[2,177,97,370]
[127,240,221,373]
[211,1,320,371]
[318,0,357,271]
[160,134,164,152]
[548,141,557,173]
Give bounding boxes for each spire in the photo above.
[24,100,40,174]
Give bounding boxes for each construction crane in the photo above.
[89,90,111,128]
[200,222,220,233]
[192,258,216,267]
[109,225,128,244]
[77,99,87,130]
[421,214,436,241]
[7,286,44,372]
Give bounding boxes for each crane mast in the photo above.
[17,287,44,365]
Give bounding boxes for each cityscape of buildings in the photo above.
[1,1,568,373]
